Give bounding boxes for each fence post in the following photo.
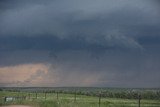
[99,92,101,107]
[138,94,141,107]
[45,92,47,99]
[17,91,20,100]
[4,97,7,102]
[57,91,59,100]
[36,92,37,99]
[28,93,30,99]
[74,90,77,102]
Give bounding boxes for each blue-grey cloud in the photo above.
[0,0,160,87]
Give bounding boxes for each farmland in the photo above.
[0,87,160,107]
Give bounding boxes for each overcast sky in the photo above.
[0,0,160,88]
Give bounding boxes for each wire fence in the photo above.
[1,91,146,107]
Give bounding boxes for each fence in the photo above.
[2,91,144,107]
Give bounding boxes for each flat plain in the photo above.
[0,88,160,107]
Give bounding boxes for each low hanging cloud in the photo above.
[0,64,49,87]
[0,49,160,87]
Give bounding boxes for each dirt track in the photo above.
[0,105,32,107]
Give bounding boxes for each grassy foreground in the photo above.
[0,91,160,107]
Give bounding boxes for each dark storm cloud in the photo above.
[0,0,159,37]
[0,35,142,67]
[0,36,111,51]
[0,0,160,87]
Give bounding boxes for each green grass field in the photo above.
[0,91,160,107]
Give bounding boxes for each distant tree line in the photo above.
[1,88,160,100]
[45,90,160,100]
[37,89,160,100]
